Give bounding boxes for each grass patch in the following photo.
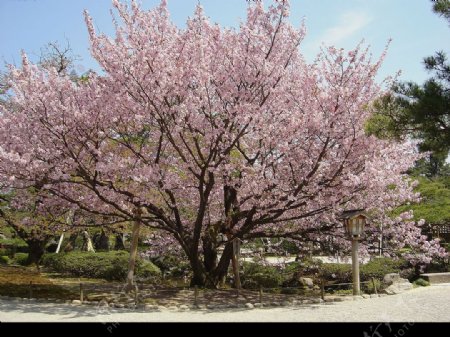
[0,265,77,300]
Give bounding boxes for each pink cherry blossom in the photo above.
[0,0,443,285]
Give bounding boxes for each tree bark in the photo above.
[213,241,233,286]
[189,252,206,287]
[125,209,142,292]
[114,233,125,250]
[63,232,78,252]
[25,239,47,265]
[231,238,241,290]
[202,234,218,273]
[95,229,110,251]
[187,239,233,288]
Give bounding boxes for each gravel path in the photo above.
[1,285,449,322]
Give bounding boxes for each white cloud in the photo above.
[318,10,372,47]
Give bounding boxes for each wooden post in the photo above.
[231,238,241,292]
[320,280,325,301]
[29,281,33,299]
[194,285,198,306]
[55,232,65,254]
[125,208,142,292]
[259,285,263,304]
[134,284,139,307]
[79,283,84,302]
[372,278,378,295]
[351,239,360,295]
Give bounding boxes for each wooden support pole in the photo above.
[134,284,139,307]
[29,281,33,299]
[194,285,199,306]
[80,283,84,302]
[320,280,325,301]
[259,285,263,304]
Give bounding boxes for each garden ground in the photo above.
[0,284,449,322]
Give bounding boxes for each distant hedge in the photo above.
[41,251,161,282]
[241,262,283,289]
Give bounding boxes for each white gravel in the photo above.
[1,285,449,322]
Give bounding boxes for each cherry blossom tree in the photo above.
[0,188,69,265]
[0,0,440,287]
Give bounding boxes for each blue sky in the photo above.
[0,0,449,85]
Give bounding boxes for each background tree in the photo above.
[366,1,450,176]
[0,41,89,265]
[0,0,440,288]
[0,188,69,265]
[433,0,450,23]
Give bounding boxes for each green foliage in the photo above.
[423,259,449,274]
[0,238,28,254]
[150,255,190,277]
[360,257,409,281]
[241,262,283,289]
[363,278,382,294]
[294,258,323,276]
[365,95,405,141]
[366,48,450,177]
[135,261,162,281]
[413,278,430,287]
[319,263,352,283]
[13,253,29,266]
[0,256,10,265]
[395,176,450,224]
[330,289,353,295]
[314,258,408,286]
[280,240,300,255]
[432,0,450,23]
[42,251,161,281]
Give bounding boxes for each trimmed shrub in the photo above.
[360,257,409,281]
[319,263,352,283]
[423,259,448,274]
[136,260,162,281]
[14,253,29,266]
[280,240,300,255]
[149,255,190,277]
[241,262,283,289]
[41,251,161,281]
[413,278,430,287]
[296,258,323,276]
[0,256,10,265]
[0,238,28,255]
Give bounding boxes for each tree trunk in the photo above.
[231,238,241,290]
[124,210,141,292]
[212,241,233,287]
[26,239,47,265]
[202,234,218,273]
[114,233,125,250]
[189,253,206,287]
[95,229,110,251]
[187,240,233,288]
[64,232,78,252]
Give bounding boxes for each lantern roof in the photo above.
[339,209,367,220]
